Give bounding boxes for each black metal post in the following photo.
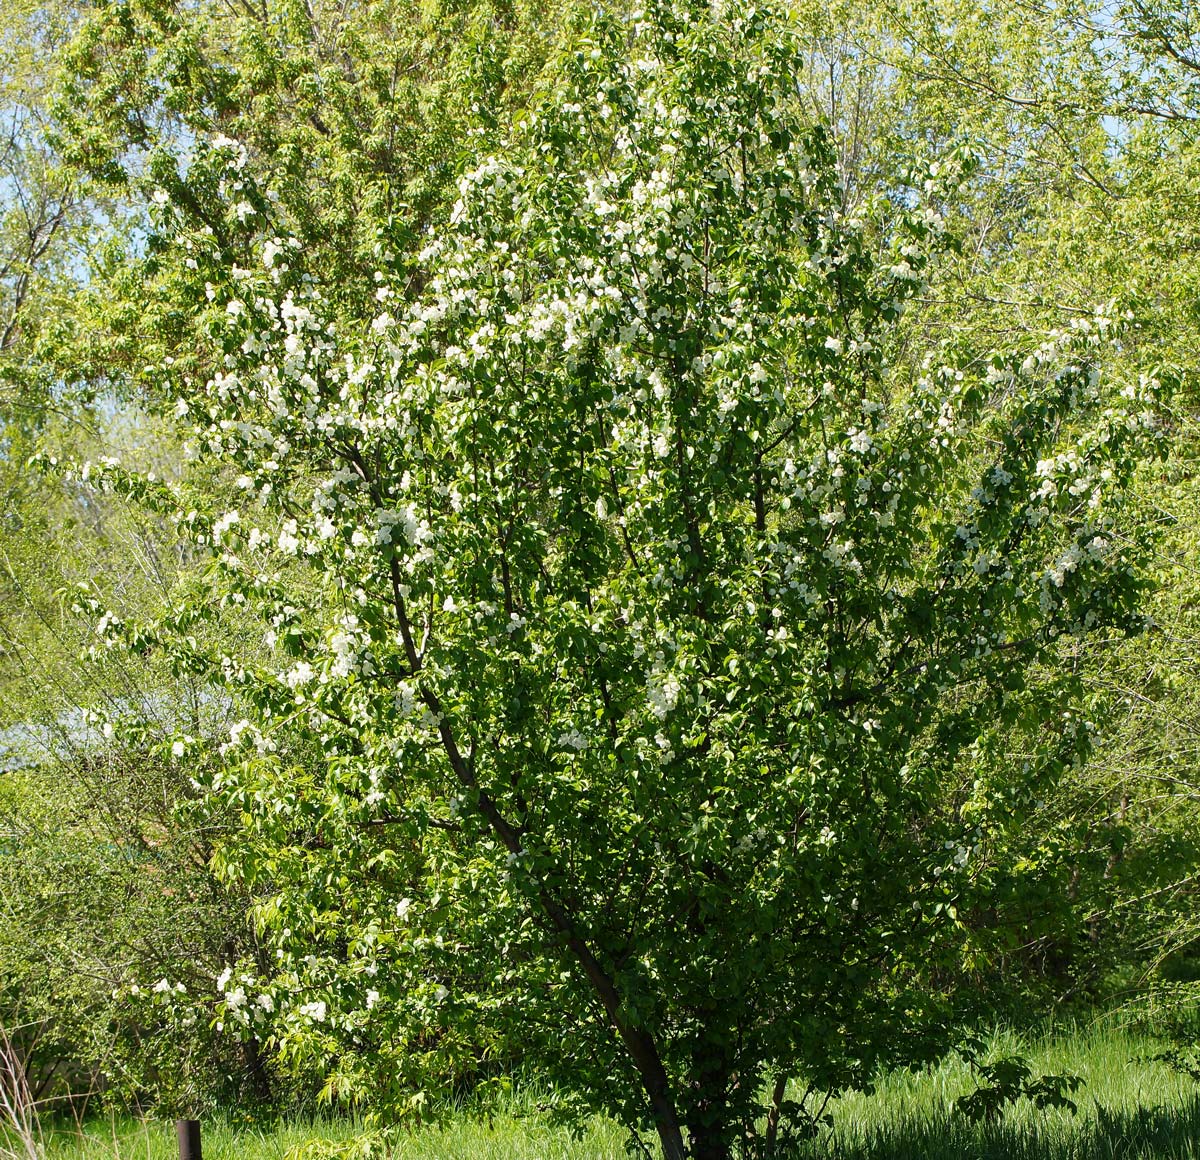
[176,1119,202,1160]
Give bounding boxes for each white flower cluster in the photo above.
[216,965,274,1028]
[328,613,376,679]
[219,717,275,756]
[646,651,681,719]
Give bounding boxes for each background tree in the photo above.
[867,0,1200,1013]
[0,400,284,1115]
[0,0,281,1112]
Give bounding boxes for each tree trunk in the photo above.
[683,1032,734,1160]
[649,1092,688,1160]
[687,1134,733,1160]
[242,1036,273,1102]
[764,1073,788,1155]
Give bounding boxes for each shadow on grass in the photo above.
[790,1094,1200,1160]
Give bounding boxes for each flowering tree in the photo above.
[69,1,1165,1156]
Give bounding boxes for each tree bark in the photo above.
[687,1136,733,1160]
[684,1038,735,1160]
[765,1072,788,1155]
[241,1036,273,1103]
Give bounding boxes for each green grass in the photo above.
[19,1106,632,1160]
[13,1022,1200,1159]
[17,1114,360,1160]
[801,1021,1200,1159]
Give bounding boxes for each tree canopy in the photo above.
[3,0,1200,1156]
[45,2,1176,1156]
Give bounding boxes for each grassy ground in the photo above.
[21,1111,632,1160]
[14,1023,1200,1159]
[806,1022,1200,1159]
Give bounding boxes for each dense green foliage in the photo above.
[2,0,1200,1157]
